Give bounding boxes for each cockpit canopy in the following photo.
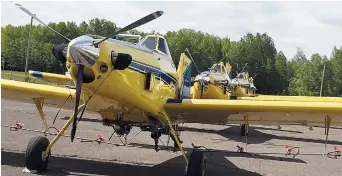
[139,35,172,57]
[209,62,228,75]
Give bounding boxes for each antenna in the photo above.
[235,63,240,75]
[185,48,201,74]
[252,73,258,79]
[240,63,248,73]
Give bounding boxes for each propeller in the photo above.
[70,64,84,142]
[15,3,70,64]
[15,3,87,142]
[15,3,71,42]
[94,10,164,47]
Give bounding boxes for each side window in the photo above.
[158,38,167,54]
[141,37,156,50]
[158,37,171,56]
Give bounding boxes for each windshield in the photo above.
[210,64,221,73]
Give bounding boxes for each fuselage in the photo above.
[66,35,179,124]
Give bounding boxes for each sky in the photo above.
[1,1,342,59]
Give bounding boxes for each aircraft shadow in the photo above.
[59,116,303,135]
[181,126,342,145]
[242,125,304,134]
[1,150,261,176]
[127,142,306,164]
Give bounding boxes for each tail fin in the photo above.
[177,53,192,99]
[226,63,233,79]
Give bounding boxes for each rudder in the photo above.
[177,53,192,99]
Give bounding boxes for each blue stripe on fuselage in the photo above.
[129,61,177,85]
[32,71,43,78]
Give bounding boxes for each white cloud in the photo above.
[1,1,342,59]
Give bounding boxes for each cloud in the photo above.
[320,17,342,27]
[1,1,342,59]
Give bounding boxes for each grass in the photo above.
[1,70,60,86]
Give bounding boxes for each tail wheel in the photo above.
[186,150,206,176]
[25,136,51,172]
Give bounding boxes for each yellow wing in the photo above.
[164,99,342,126]
[239,95,342,103]
[2,79,76,110]
[29,70,74,86]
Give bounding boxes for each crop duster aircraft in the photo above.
[191,61,342,135]
[192,61,342,103]
[2,3,342,176]
[191,61,257,99]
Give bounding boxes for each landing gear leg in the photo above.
[242,115,249,152]
[25,104,85,172]
[324,116,331,156]
[170,125,183,151]
[151,130,161,152]
[161,113,189,161]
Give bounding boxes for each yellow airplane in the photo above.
[191,61,342,103]
[191,61,342,133]
[2,4,342,176]
[191,62,256,99]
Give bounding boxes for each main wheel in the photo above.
[186,150,206,176]
[25,136,50,172]
[240,124,248,136]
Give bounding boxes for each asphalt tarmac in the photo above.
[1,98,342,176]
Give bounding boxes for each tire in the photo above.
[240,124,248,136]
[186,150,206,176]
[25,136,50,172]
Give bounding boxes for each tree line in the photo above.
[1,18,341,96]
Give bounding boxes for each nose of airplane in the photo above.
[67,35,100,67]
[66,35,101,142]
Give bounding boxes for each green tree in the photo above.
[274,51,288,95]
[331,46,342,96]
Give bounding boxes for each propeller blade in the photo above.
[70,64,84,142]
[15,3,71,42]
[200,84,204,99]
[199,80,204,99]
[94,10,163,47]
[52,44,67,63]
